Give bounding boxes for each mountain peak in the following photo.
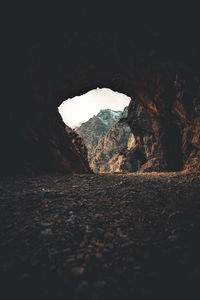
[96,109,122,127]
[74,108,123,154]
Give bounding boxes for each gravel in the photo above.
[0,172,200,299]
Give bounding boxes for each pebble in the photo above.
[104,232,114,239]
[168,234,179,242]
[71,267,85,276]
[0,172,199,298]
[96,252,103,259]
[41,228,53,236]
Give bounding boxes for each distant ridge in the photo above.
[74,109,122,156]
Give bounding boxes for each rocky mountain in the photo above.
[74,109,122,156]
[90,107,134,172]
[73,106,149,173]
[96,134,144,173]
[96,109,122,127]
[90,104,162,173]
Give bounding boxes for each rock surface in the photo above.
[75,109,122,157]
[1,4,200,173]
[65,125,91,172]
[173,67,200,172]
[126,65,200,173]
[127,100,167,172]
[90,107,135,173]
[0,172,200,299]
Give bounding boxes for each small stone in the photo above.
[85,253,90,262]
[77,254,84,260]
[168,210,182,221]
[168,234,179,242]
[104,232,114,239]
[41,221,52,227]
[66,257,75,263]
[41,228,53,236]
[134,265,141,271]
[85,225,92,233]
[72,267,84,276]
[96,252,102,259]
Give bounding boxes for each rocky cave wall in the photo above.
[126,64,200,173]
[1,3,200,173]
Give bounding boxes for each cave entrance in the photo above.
[58,88,135,173]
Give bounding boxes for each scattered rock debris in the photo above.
[0,172,200,299]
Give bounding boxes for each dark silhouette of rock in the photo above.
[127,100,168,172]
[65,125,91,172]
[1,3,200,173]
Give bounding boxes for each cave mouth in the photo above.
[58,87,131,129]
[57,87,185,174]
[58,88,133,173]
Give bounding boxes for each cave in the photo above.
[58,88,133,173]
[1,2,200,299]
[2,8,200,174]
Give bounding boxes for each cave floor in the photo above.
[0,172,200,299]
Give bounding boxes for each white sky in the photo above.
[58,88,131,127]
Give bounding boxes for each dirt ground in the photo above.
[0,172,200,299]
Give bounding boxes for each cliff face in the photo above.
[126,64,200,173]
[92,65,200,174]
[127,100,168,172]
[173,67,200,172]
[74,107,143,174]
[90,107,134,173]
[75,109,122,157]
[92,102,171,174]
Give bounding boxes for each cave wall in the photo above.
[1,3,200,173]
[126,63,200,173]
[127,100,184,172]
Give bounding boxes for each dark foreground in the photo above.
[0,172,200,299]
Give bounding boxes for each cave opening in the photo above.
[58,88,135,173]
[1,5,200,299]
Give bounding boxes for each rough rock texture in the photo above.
[173,66,200,172]
[97,109,122,128]
[126,65,200,173]
[0,172,200,299]
[1,3,200,173]
[127,100,170,172]
[106,134,147,173]
[65,125,91,172]
[90,107,134,173]
[75,109,122,157]
[1,107,91,174]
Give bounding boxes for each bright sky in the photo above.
[58,88,131,127]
